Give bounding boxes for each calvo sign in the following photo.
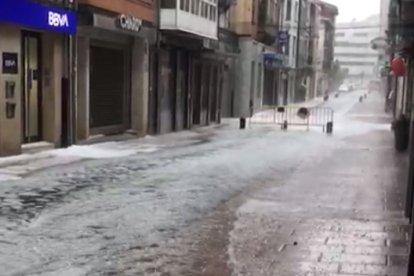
[117,14,142,33]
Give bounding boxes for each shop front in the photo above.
[0,0,76,156]
[262,53,286,106]
[77,8,155,140]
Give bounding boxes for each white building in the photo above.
[380,0,390,37]
[334,15,381,87]
[282,0,311,102]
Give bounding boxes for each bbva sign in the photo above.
[48,11,69,27]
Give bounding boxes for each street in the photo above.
[0,90,409,276]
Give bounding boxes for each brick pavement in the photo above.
[227,92,410,276]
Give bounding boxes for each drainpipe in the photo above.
[70,0,78,145]
[295,0,303,102]
[154,0,161,133]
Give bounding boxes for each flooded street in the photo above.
[0,91,408,276]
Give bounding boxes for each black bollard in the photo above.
[282,120,288,130]
[240,118,246,129]
[326,122,333,134]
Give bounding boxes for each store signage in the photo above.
[117,14,142,33]
[0,0,76,34]
[48,12,69,27]
[278,31,289,43]
[2,52,18,74]
[263,52,286,68]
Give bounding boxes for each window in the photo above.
[180,0,218,21]
[294,1,299,22]
[286,0,292,21]
[292,36,297,58]
[335,41,369,48]
[252,0,256,24]
[250,61,256,101]
[353,32,368,37]
[191,0,200,14]
[257,63,262,98]
[339,61,376,66]
[336,53,379,58]
[161,0,176,8]
[180,0,190,11]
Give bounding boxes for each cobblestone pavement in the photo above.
[190,91,410,276]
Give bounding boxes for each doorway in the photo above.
[89,43,129,135]
[22,31,42,143]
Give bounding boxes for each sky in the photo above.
[324,0,380,22]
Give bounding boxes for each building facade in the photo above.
[0,0,76,156]
[316,0,338,96]
[386,0,414,273]
[380,0,390,37]
[152,0,239,134]
[229,0,286,120]
[334,15,381,87]
[282,0,301,102]
[76,0,155,141]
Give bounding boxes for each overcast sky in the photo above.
[323,0,380,22]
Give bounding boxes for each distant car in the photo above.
[338,84,350,92]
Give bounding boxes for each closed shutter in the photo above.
[90,46,125,131]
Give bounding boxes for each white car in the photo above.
[338,84,350,92]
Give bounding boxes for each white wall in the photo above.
[334,15,380,85]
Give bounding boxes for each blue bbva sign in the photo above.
[0,0,76,34]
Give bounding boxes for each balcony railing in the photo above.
[160,0,218,39]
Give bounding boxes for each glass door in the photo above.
[22,32,42,143]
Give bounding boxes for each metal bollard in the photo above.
[240,118,246,129]
[282,120,288,130]
[326,122,333,134]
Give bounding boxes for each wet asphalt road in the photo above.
[0,90,409,276]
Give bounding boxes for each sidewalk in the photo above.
[0,128,219,182]
[226,91,410,276]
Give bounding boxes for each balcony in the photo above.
[256,0,278,45]
[160,0,218,40]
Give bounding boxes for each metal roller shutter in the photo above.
[89,45,126,132]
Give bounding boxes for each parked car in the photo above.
[338,84,350,92]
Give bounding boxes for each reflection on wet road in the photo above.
[0,91,408,276]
